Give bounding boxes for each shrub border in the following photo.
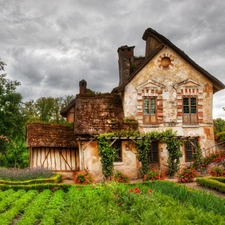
[196,177,225,193]
[0,174,61,185]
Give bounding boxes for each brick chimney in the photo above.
[79,79,87,94]
[117,45,135,86]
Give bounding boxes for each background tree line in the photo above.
[1,59,225,169]
[0,59,74,168]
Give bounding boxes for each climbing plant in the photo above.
[97,129,183,179]
[192,143,203,170]
[162,130,183,177]
[97,130,139,179]
[97,134,116,179]
[137,130,183,177]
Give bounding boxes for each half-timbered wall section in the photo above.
[26,123,79,172]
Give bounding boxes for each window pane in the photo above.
[183,98,189,105]
[185,142,193,162]
[191,98,196,113]
[144,98,149,115]
[191,106,196,113]
[191,98,196,105]
[183,106,189,113]
[150,98,156,114]
[149,141,158,162]
[113,141,122,162]
[183,98,189,113]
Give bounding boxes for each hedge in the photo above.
[196,177,225,193]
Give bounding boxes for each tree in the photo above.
[0,59,28,168]
[23,95,75,124]
[213,118,225,133]
[0,61,25,139]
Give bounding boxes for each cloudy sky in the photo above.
[1,0,225,118]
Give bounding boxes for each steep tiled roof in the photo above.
[112,28,225,94]
[26,123,77,148]
[74,93,138,135]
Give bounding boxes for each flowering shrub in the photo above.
[177,167,199,183]
[143,168,165,181]
[74,171,93,185]
[201,151,225,168]
[114,171,130,183]
[209,166,225,177]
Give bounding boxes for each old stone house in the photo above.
[27,28,225,180]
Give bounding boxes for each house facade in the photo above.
[27,28,225,180]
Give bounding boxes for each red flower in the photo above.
[148,189,153,193]
[128,189,134,193]
[134,187,141,194]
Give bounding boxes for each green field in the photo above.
[0,181,225,225]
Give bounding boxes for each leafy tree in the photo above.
[0,61,25,139]
[0,59,28,168]
[23,95,75,124]
[213,118,225,133]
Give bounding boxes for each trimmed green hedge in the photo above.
[196,177,225,193]
[0,183,72,192]
[0,173,62,185]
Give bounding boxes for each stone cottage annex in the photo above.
[26,28,225,180]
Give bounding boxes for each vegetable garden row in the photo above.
[0,181,225,224]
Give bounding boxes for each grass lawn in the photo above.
[0,181,225,225]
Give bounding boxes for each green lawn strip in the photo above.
[140,180,225,216]
[59,183,225,225]
[39,190,65,225]
[0,189,25,213]
[16,189,52,225]
[0,190,38,225]
[0,189,15,201]
[197,177,225,193]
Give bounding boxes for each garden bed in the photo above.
[0,181,225,224]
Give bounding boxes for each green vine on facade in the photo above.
[97,130,139,179]
[97,129,183,179]
[97,134,116,179]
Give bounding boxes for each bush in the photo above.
[201,150,225,167]
[114,171,130,183]
[196,177,225,193]
[143,168,165,181]
[209,166,225,177]
[0,173,61,185]
[0,167,53,181]
[177,167,199,183]
[74,171,93,185]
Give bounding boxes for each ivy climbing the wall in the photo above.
[136,130,183,177]
[162,130,183,177]
[97,133,116,179]
[97,129,183,179]
[97,130,139,179]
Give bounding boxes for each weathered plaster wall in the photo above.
[81,140,140,180]
[81,140,103,181]
[123,46,215,150]
[67,107,75,123]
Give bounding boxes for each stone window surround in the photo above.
[174,79,203,125]
[136,80,165,126]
